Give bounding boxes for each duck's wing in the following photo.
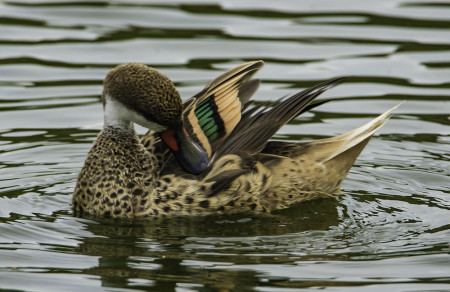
[209,77,348,164]
[141,61,263,175]
[182,61,264,157]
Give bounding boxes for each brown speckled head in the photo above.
[103,63,182,128]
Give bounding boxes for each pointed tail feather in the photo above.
[307,102,402,164]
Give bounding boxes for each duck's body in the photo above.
[73,61,397,217]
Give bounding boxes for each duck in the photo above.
[73,61,398,218]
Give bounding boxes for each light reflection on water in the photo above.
[0,0,449,291]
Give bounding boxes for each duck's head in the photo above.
[102,63,208,174]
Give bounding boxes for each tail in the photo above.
[291,102,401,189]
[309,103,401,164]
[263,103,401,161]
[260,103,401,197]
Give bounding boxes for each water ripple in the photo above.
[0,0,449,291]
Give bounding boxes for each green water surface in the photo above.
[0,0,449,291]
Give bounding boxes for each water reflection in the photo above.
[75,198,339,289]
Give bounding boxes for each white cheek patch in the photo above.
[104,96,167,132]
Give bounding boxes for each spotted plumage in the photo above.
[73,61,398,217]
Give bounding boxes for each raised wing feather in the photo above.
[210,77,348,163]
[183,61,264,156]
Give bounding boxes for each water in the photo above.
[0,0,449,291]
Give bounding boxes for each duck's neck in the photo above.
[104,98,134,131]
[97,124,158,182]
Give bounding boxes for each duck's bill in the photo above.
[160,127,209,175]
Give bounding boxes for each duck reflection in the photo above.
[75,197,339,291]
